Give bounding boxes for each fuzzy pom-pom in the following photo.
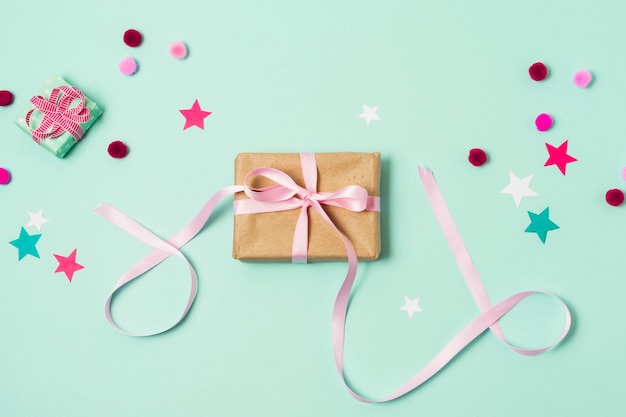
[468,148,488,166]
[119,57,138,76]
[108,141,128,158]
[0,167,11,185]
[529,62,548,81]
[169,41,188,60]
[573,70,592,88]
[123,29,142,47]
[0,90,14,106]
[606,189,624,206]
[535,113,553,131]
[621,167,626,181]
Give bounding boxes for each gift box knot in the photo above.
[26,85,91,142]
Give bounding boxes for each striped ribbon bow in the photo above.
[25,85,91,142]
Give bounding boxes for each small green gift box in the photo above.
[15,74,103,158]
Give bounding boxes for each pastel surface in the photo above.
[0,1,624,416]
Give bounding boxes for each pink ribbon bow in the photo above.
[234,153,380,263]
[25,85,91,142]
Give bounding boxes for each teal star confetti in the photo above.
[525,207,559,243]
[9,227,41,260]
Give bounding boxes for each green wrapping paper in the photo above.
[15,74,103,158]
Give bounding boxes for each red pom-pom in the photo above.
[468,148,488,166]
[123,29,142,47]
[0,90,14,106]
[605,189,624,206]
[107,141,128,158]
[529,62,548,81]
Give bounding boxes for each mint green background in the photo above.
[0,1,622,415]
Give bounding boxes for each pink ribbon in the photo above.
[94,157,570,402]
[94,153,378,335]
[25,85,91,142]
[234,153,380,262]
[331,167,571,402]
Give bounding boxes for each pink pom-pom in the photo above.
[169,41,188,60]
[0,167,11,185]
[573,70,592,88]
[535,113,553,131]
[119,56,138,76]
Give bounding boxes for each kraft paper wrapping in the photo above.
[233,152,381,262]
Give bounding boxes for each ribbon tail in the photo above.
[331,167,571,403]
[95,185,244,337]
[292,205,310,263]
[417,166,507,341]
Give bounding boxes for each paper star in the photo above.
[358,104,381,125]
[400,296,423,319]
[500,172,538,207]
[179,99,212,130]
[53,249,84,282]
[26,208,49,231]
[9,227,41,260]
[525,207,559,243]
[544,140,577,175]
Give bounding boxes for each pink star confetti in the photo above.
[53,249,84,282]
[544,140,577,175]
[179,99,212,130]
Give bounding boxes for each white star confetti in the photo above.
[400,296,423,319]
[26,209,49,231]
[358,103,381,125]
[500,172,538,207]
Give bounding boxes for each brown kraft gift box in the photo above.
[233,152,381,262]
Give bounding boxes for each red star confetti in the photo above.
[179,99,212,130]
[53,249,84,282]
[544,140,577,175]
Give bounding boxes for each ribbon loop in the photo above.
[25,85,91,142]
[330,167,571,402]
[95,185,244,336]
[95,155,568,403]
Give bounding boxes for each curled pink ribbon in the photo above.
[25,85,91,142]
[94,153,378,335]
[94,157,570,402]
[331,167,571,402]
